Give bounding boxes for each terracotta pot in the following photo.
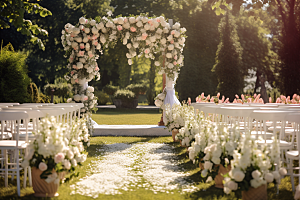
[242,184,267,200]
[214,164,231,188]
[31,167,59,197]
[172,129,179,142]
[199,160,204,171]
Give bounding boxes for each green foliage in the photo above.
[27,81,39,103]
[114,89,136,101]
[212,11,243,100]
[94,90,111,105]
[103,84,119,95]
[0,43,30,103]
[44,77,72,102]
[125,83,148,97]
[38,92,51,103]
[0,0,52,50]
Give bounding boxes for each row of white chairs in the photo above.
[0,103,84,196]
[191,102,300,192]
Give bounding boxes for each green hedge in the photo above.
[0,44,30,103]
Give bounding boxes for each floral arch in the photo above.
[61,15,187,113]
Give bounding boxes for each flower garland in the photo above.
[62,14,187,113]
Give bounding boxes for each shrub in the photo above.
[125,83,147,97]
[44,77,72,102]
[103,84,119,95]
[38,92,50,103]
[94,90,111,105]
[114,89,136,101]
[0,43,30,103]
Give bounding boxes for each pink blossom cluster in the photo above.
[195,92,229,104]
[272,94,300,104]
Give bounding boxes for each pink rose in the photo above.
[93,41,98,46]
[241,94,244,100]
[235,94,239,99]
[79,51,84,56]
[269,97,272,103]
[92,35,97,40]
[80,43,84,49]
[71,71,74,75]
[144,48,150,54]
[87,35,90,40]
[54,153,65,163]
[89,54,93,58]
[95,66,99,71]
[233,99,237,103]
[170,40,174,44]
[148,19,153,25]
[72,65,77,69]
[174,55,178,60]
[130,27,136,32]
[39,162,48,171]
[171,30,176,35]
[124,18,128,23]
[156,19,160,23]
[173,61,177,65]
[84,96,88,101]
[217,93,220,98]
[142,33,148,40]
[117,25,123,31]
[75,79,79,83]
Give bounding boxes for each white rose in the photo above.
[96,43,101,50]
[227,181,238,190]
[39,162,48,171]
[79,17,87,24]
[155,61,160,66]
[166,53,172,58]
[150,36,156,43]
[174,31,180,38]
[75,37,82,43]
[127,43,132,49]
[177,57,183,64]
[92,27,98,34]
[67,150,74,159]
[168,44,174,51]
[21,160,29,168]
[211,156,220,165]
[123,23,130,29]
[167,63,174,69]
[74,94,81,102]
[272,171,280,179]
[100,35,106,44]
[155,99,163,107]
[79,58,86,63]
[96,22,104,30]
[133,42,139,48]
[233,170,245,182]
[201,169,208,177]
[71,158,77,167]
[250,178,262,188]
[161,38,166,45]
[189,149,195,161]
[128,59,132,65]
[264,173,274,183]
[83,37,88,43]
[136,21,143,27]
[123,39,128,45]
[90,19,96,26]
[204,161,213,170]
[87,86,94,92]
[84,28,90,34]
[279,168,287,176]
[117,17,124,24]
[129,17,136,24]
[63,159,71,170]
[77,62,83,69]
[251,170,261,180]
[223,187,231,194]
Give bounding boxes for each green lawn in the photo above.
[92,108,162,125]
[0,109,295,199]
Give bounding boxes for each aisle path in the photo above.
[70,143,198,198]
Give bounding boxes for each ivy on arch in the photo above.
[61,14,187,113]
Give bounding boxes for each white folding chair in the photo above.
[285,113,300,192]
[0,111,30,196]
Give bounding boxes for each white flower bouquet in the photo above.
[154,89,167,109]
[223,134,287,194]
[21,116,89,184]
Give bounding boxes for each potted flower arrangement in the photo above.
[223,134,287,200]
[200,123,240,188]
[113,89,137,108]
[21,116,89,197]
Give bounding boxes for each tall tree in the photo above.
[212,11,244,100]
[176,1,220,102]
[0,0,52,50]
[211,0,300,95]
